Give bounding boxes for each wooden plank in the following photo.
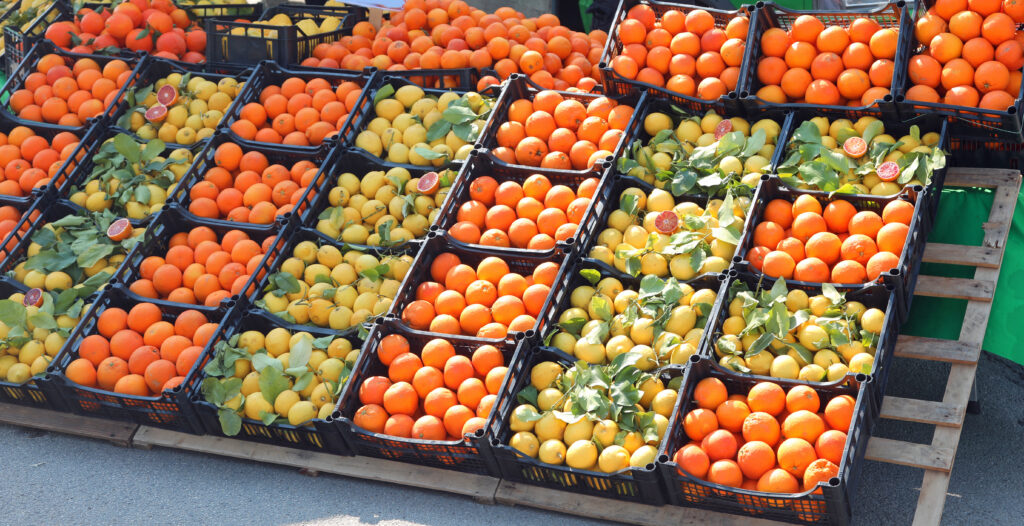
[865,437,954,472]
[0,402,137,446]
[921,243,1001,268]
[943,168,1021,188]
[911,172,1020,526]
[912,275,994,302]
[495,481,781,526]
[880,396,964,428]
[132,426,500,502]
[893,335,980,364]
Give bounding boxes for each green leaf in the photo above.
[259,410,279,426]
[270,272,301,294]
[588,295,613,321]
[740,129,767,159]
[579,268,600,285]
[218,408,242,436]
[792,121,822,143]
[77,244,115,270]
[113,134,141,164]
[28,312,57,330]
[619,193,639,215]
[745,333,775,358]
[769,277,789,303]
[290,334,313,369]
[453,122,480,142]
[786,341,815,365]
[821,282,843,304]
[373,84,395,104]
[767,301,790,340]
[0,300,27,328]
[517,385,539,406]
[426,120,452,142]
[711,226,741,246]
[413,146,446,160]
[258,367,291,406]
[251,352,283,372]
[862,120,884,146]
[291,371,314,393]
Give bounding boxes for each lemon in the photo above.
[287,400,318,426]
[643,112,672,136]
[770,354,800,379]
[563,418,595,445]
[797,325,830,351]
[592,419,618,447]
[0,355,17,377]
[6,363,30,383]
[244,392,273,420]
[510,431,540,458]
[670,342,698,364]
[535,412,567,442]
[273,389,300,416]
[650,388,677,416]
[538,439,567,465]
[630,445,658,467]
[328,306,355,330]
[675,119,702,142]
[598,445,631,473]
[310,383,333,408]
[536,387,564,411]
[530,361,561,390]
[849,352,875,374]
[510,404,538,432]
[566,440,598,469]
[827,363,850,381]
[860,308,885,334]
[621,431,644,453]
[798,364,827,382]
[43,271,72,291]
[745,350,773,375]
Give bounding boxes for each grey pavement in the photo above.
[1,350,1021,525]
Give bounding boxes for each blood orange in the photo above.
[654,210,679,234]
[107,218,133,241]
[714,119,733,140]
[22,288,43,307]
[157,84,179,106]
[843,137,867,158]
[417,171,440,195]
[145,104,168,123]
[876,161,900,182]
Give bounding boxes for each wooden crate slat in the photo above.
[943,168,1021,188]
[912,275,994,302]
[879,396,964,427]
[132,426,501,502]
[865,437,954,472]
[893,335,981,364]
[0,402,138,446]
[921,243,1001,268]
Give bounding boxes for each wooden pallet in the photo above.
[863,168,1020,526]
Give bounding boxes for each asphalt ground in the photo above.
[1,350,1020,526]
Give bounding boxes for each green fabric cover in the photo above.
[901,187,1024,363]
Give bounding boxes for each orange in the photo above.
[675,444,710,479]
[701,429,739,461]
[382,381,418,416]
[747,382,785,415]
[65,358,97,387]
[786,385,821,413]
[757,468,800,493]
[761,250,795,278]
[882,200,914,225]
[815,430,848,465]
[80,334,111,367]
[763,199,794,228]
[825,395,855,431]
[683,407,718,440]
[776,437,817,477]
[694,377,728,409]
[353,404,388,433]
[737,440,776,480]
[421,338,456,369]
[742,411,781,446]
[715,399,751,432]
[707,459,743,488]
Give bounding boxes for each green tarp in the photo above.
[901,187,1024,364]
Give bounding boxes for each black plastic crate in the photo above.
[344,73,500,167]
[0,197,35,266]
[772,108,950,239]
[37,283,237,433]
[475,74,646,176]
[57,127,205,227]
[204,3,364,69]
[302,146,460,253]
[386,233,571,345]
[892,1,1024,141]
[221,60,376,154]
[707,269,899,412]
[173,130,334,233]
[615,90,789,197]
[179,0,261,22]
[537,260,729,368]
[0,197,139,293]
[576,175,754,285]
[0,39,144,134]
[332,318,524,475]
[0,109,95,206]
[366,67,483,92]
[117,203,292,313]
[1,0,73,77]
[735,177,925,322]
[433,149,613,258]
[736,1,908,120]
[0,276,70,410]
[246,226,417,337]
[486,344,685,505]
[190,308,356,453]
[597,0,751,115]
[947,136,1024,169]
[658,356,875,525]
[109,55,255,150]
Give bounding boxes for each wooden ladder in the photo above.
[863,168,1021,526]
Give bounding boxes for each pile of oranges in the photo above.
[45,0,206,63]
[62,302,218,396]
[746,194,915,284]
[8,55,134,127]
[301,0,606,92]
[128,225,273,307]
[0,127,81,197]
[188,142,319,224]
[0,206,37,258]
[448,173,598,250]
[401,252,559,339]
[352,333,508,440]
[754,15,898,106]
[229,76,364,147]
[673,376,856,494]
[608,5,749,100]
[491,91,633,169]
[906,0,1024,109]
